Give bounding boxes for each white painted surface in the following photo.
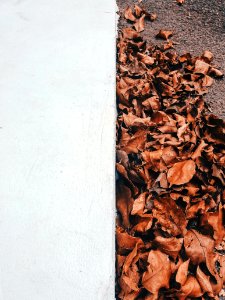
[0,0,115,299]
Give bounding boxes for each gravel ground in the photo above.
[117,0,225,119]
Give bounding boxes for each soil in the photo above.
[117,0,225,119]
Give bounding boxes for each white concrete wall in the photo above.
[0,0,115,299]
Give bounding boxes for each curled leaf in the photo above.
[116,182,134,228]
[124,7,136,22]
[196,266,214,297]
[156,30,173,40]
[176,259,190,286]
[142,250,171,298]
[154,236,183,259]
[134,14,145,32]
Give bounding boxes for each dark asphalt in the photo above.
[117,0,225,119]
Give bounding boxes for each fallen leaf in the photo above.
[116,182,134,228]
[142,250,171,298]
[176,259,190,286]
[124,7,136,22]
[209,67,224,78]
[134,14,145,32]
[156,30,173,40]
[202,50,213,62]
[152,197,187,236]
[122,27,140,39]
[178,275,202,299]
[131,193,146,215]
[196,266,214,297]
[119,129,147,154]
[194,59,210,75]
[134,5,142,18]
[176,0,185,4]
[184,230,215,269]
[167,160,196,186]
[116,227,143,253]
[116,5,225,298]
[154,236,183,259]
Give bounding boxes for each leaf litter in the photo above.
[116,3,225,300]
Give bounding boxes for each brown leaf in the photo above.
[142,97,160,111]
[142,146,176,172]
[196,266,214,297]
[119,129,147,154]
[176,0,185,4]
[202,50,213,62]
[176,259,190,286]
[201,204,225,246]
[154,236,183,259]
[149,13,157,21]
[142,149,166,172]
[156,30,173,40]
[167,160,196,186]
[122,27,140,39]
[132,214,153,233]
[137,53,155,65]
[131,193,146,215]
[116,163,138,195]
[124,7,136,22]
[194,59,210,75]
[184,230,214,267]
[116,227,143,253]
[122,112,152,127]
[116,182,134,228]
[142,250,171,298]
[134,5,142,18]
[178,275,202,299]
[123,243,139,274]
[191,139,207,159]
[209,67,224,78]
[152,197,187,236]
[119,264,140,297]
[186,201,205,219]
[134,14,145,32]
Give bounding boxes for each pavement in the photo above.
[117,0,225,119]
[0,0,115,299]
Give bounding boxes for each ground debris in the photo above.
[116,4,225,300]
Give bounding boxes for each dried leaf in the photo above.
[142,250,171,298]
[134,14,145,32]
[176,259,190,286]
[116,227,143,253]
[156,30,173,40]
[154,236,183,259]
[196,266,214,297]
[167,160,196,186]
[116,182,134,228]
[184,230,214,266]
[120,129,147,154]
[134,5,142,18]
[131,193,146,215]
[122,27,140,39]
[116,5,225,298]
[194,59,210,75]
[209,67,224,78]
[152,197,187,236]
[202,50,213,62]
[176,0,185,4]
[178,275,202,298]
[124,7,136,22]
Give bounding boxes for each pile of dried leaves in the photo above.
[116,4,225,300]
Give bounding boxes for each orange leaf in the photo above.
[167,160,196,186]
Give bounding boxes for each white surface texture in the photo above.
[0,0,115,299]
